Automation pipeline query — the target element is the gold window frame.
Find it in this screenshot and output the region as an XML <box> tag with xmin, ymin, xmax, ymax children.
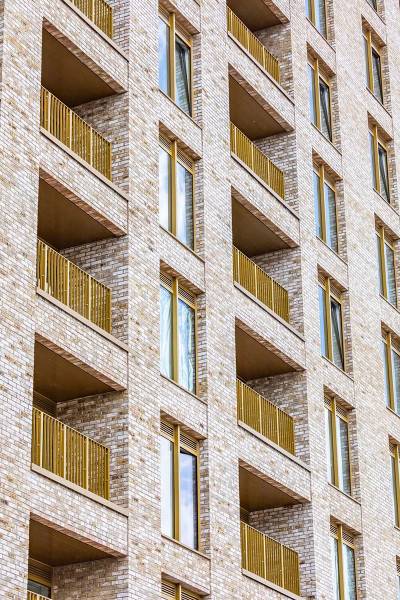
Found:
<box><xmin>325</xmin><ymin>397</ymin><xmax>352</xmax><ymax>495</ymax></box>
<box><xmin>330</xmin><ymin>524</ymin><xmax>358</xmax><ymax>600</ymax></box>
<box><xmin>376</xmin><ymin>225</ymin><xmax>397</xmax><ymax>303</ymax></box>
<box><xmin>314</xmin><ymin>163</ymin><xmax>338</xmax><ymax>251</ymax></box>
<box><xmin>309</xmin><ymin>57</ymin><xmax>333</xmax><ymax>140</ymax></box>
<box><xmin>319</xmin><ymin>276</ymin><xmax>346</xmax><ymax>370</ymax></box>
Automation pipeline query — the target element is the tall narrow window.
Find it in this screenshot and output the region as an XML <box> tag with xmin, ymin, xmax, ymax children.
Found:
<box><xmin>160</xmin><ymin>421</ymin><xmax>199</xmax><ymax>550</ymax></box>
<box><xmin>391</xmin><ymin>443</ymin><xmax>400</xmax><ymax>527</ymax></box>
<box><xmin>159</xmin><ymin>137</ymin><xmax>194</xmax><ymax>249</ymax></box>
<box><xmin>364</xmin><ymin>30</ymin><xmax>383</xmax><ymax>104</ymax></box>
<box><xmin>159</xmin><ymin>10</ymin><xmax>192</xmax><ymax>115</ymax></box>
<box><xmin>370</xmin><ymin>126</ymin><xmax>390</xmax><ymax>202</ymax></box>
<box><xmin>367</xmin><ymin>0</ymin><xmax>377</xmax><ymax>9</ymax></box>
<box><xmin>319</xmin><ymin>277</ymin><xmax>345</xmax><ymax>370</ymax></box>
<box><xmin>313</xmin><ymin>164</ymin><xmax>338</xmax><ymax>252</ymax></box>
<box><xmin>160</xmin><ymin>273</ymin><xmax>197</xmax><ymax>394</ymax></box>
<box><xmin>162</xmin><ymin>579</ymin><xmax>200</xmax><ymax>600</ymax></box>
<box><xmin>382</xmin><ymin>332</ymin><xmax>400</xmax><ymax>415</ymax></box>
<box><xmin>325</xmin><ymin>397</ymin><xmax>352</xmax><ymax>495</ymax></box>
<box><xmin>309</xmin><ymin>59</ymin><xmax>332</xmax><ymax>141</ymax></box>
<box><xmin>376</xmin><ymin>226</ymin><xmax>397</xmax><ymax>306</ymax></box>
<box><xmin>331</xmin><ymin>524</ymin><xmax>358</xmax><ymax>600</ymax></box>
<box><xmin>306</xmin><ymin>0</ymin><xmax>327</xmax><ymax>38</ymax></box>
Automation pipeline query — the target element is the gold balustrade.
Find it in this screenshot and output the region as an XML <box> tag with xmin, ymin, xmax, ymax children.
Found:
<box><xmin>36</xmin><ymin>239</ymin><xmax>112</xmax><ymax>333</ymax></box>
<box><xmin>237</xmin><ymin>379</ymin><xmax>295</xmax><ymax>454</ymax></box>
<box><xmin>233</xmin><ymin>246</ymin><xmax>289</xmax><ymax>322</ymax></box>
<box><xmin>27</xmin><ymin>593</ymin><xmax>51</xmax><ymax>600</ymax></box>
<box><xmin>230</xmin><ymin>123</ymin><xmax>285</xmax><ymax>199</ymax></box>
<box><xmin>40</xmin><ymin>87</ymin><xmax>112</xmax><ymax>180</ymax></box>
<box><xmin>71</xmin><ymin>0</ymin><xmax>113</xmax><ymax>38</ymax></box>
<box><xmin>227</xmin><ymin>7</ymin><xmax>280</xmax><ymax>83</ymax></box>
<box><xmin>241</xmin><ymin>521</ymin><xmax>300</xmax><ymax>595</ymax></box>
<box><xmin>32</xmin><ymin>407</ymin><xmax>110</xmax><ymax>500</ymax></box>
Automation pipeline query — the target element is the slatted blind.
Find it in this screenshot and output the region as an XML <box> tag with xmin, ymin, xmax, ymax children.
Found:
<box><xmin>28</xmin><ymin>558</ymin><xmax>52</xmax><ymax>586</ymax></box>
<box><xmin>161</xmin><ymin>420</ymin><xmax>174</xmax><ymax>439</ymax></box>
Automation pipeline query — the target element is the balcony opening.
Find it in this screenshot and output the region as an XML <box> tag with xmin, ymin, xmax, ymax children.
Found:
<box><xmin>239</xmin><ymin>464</ymin><xmax>312</xmax><ymax>596</ymax></box>
<box><xmin>41</xmin><ymin>26</ymin><xmax>128</xmax><ymax>185</ymax></box>
<box><xmin>229</xmin><ymin>75</ymin><xmax>297</xmax><ymax>208</ymax></box>
<box><xmin>37</xmin><ymin>175</ymin><xmax>128</xmax><ymax>339</ymax></box>
<box><xmin>232</xmin><ymin>195</ymin><xmax>302</xmax><ymax>329</ymax></box>
<box><xmin>32</xmin><ymin>340</ymin><xmax>128</xmax><ymax>504</ymax></box>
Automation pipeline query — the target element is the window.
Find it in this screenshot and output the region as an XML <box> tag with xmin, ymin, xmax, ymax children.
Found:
<box><xmin>162</xmin><ymin>579</ymin><xmax>200</xmax><ymax>600</ymax></box>
<box><xmin>367</xmin><ymin>0</ymin><xmax>377</xmax><ymax>10</ymax></box>
<box><xmin>364</xmin><ymin>30</ymin><xmax>383</xmax><ymax>103</ymax></box>
<box><xmin>160</xmin><ymin>421</ymin><xmax>200</xmax><ymax>550</ymax></box>
<box><xmin>391</xmin><ymin>443</ymin><xmax>400</xmax><ymax>527</ymax></box>
<box><xmin>325</xmin><ymin>397</ymin><xmax>352</xmax><ymax>495</ymax></box>
<box><xmin>309</xmin><ymin>59</ymin><xmax>332</xmax><ymax>141</ymax></box>
<box><xmin>159</xmin><ymin>10</ymin><xmax>192</xmax><ymax>115</ymax></box>
<box><xmin>370</xmin><ymin>126</ymin><xmax>390</xmax><ymax>202</ymax></box>
<box><xmin>28</xmin><ymin>559</ymin><xmax>52</xmax><ymax>598</ymax></box>
<box><xmin>160</xmin><ymin>273</ymin><xmax>197</xmax><ymax>393</ymax></box>
<box><xmin>313</xmin><ymin>164</ymin><xmax>338</xmax><ymax>252</ymax></box>
<box><xmin>306</xmin><ymin>0</ymin><xmax>327</xmax><ymax>38</ymax></box>
<box><xmin>159</xmin><ymin>137</ymin><xmax>194</xmax><ymax>249</ymax></box>
<box><xmin>382</xmin><ymin>332</ymin><xmax>400</xmax><ymax>415</ymax></box>
<box><xmin>319</xmin><ymin>277</ymin><xmax>345</xmax><ymax>370</ymax></box>
<box><xmin>376</xmin><ymin>227</ymin><xmax>397</xmax><ymax>305</ymax></box>
<box><xmin>331</xmin><ymin>524</ymin><xmax>358</xmax><ymax>600</ymax></box>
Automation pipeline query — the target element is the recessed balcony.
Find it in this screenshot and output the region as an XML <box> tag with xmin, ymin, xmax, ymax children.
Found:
<box><xmin>70</xmin><ymin>0</ymin><xmax>113</xmax><ymax>38</ymax></box>
<box><xmin>36</xmin><ymin>239</ymin><xmax>112</xmax><ymax>333</ymax></box>
<box><xmin>28</xmin><ymin>593</ymin><xmax>50</xmax><ymax>600</ymax></box>
<box><xmin>237</xmin><ymin>379</ymin><xmax>295</xmax><ymax>454</ymax></box>
<box><xmin>233</xmin><ymin>246</ymin><xmax>289</xmax><ymax>322</ymax></box>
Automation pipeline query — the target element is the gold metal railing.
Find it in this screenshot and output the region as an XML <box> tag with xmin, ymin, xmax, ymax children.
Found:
<box><xmin>241</xmin><ymin>522</ymin><xmax>300</xmax><ymax>595</ymax></box>
<box><xmin>32</xmin><ymin>407</ymin><xmax>110</xmax><ymax>500</ymax></box>
<box><xmin>227</xmin><ymin>8</ymin><xmax>280</xmax><ymax>83</ymax></box>
<box><xmin>40</xmin><ymin>87</ymin><xmax>112</xmax><ymax>180</ymax></box>
<box><xmin>71</xmin><ymin>0</ymin><xmax>113</xmax><ymax>38</ymax></box>
<box><xmin>27</xmin><ymin>592</ymin><xmax>51</xmax><ymax>600</ymax></box>
<box><xmin>230</xmin><ymin>123</ymin><xmax>285</xmax><ymax>199</ymax></box>
<box><xmin>233</xmin><ymin>246</ymin><xmax>290</xmax><ymax>322</ymax></box>
<box><xmin>37</xmin><ymin>240</ymin><xmax>112</xmax><ymax>333</ymax></box>
<box><xmin>237</xmin><ymin>380</ymin><xmax>295</xmax><ymax>454</ymax></box>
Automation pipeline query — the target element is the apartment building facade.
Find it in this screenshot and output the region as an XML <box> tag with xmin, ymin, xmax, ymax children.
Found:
<box><xmin>1</xmin><ymin>0</ymin><xmax>400</xmax><ymax>598</ymax></box>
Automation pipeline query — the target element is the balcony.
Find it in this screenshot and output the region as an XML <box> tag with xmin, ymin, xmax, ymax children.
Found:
<box><xmin>36</xmin><ymin>239</ymin><xmax>112</xmax><ymax>333</ymax></box>
<box><xmin>28</xmin><ymin>594</ymin><xmax>50</xmax><ymax>600</ymax></box>
<box><xmin>240</xmin><ymin>521</ymin><xmax>300</xmax><ymax>595</ymax></box>
<box><xmin>227</xmin><ymin>7</ymin><xmax>280</xmax><ymax>83</ymax></box>
<box><xmin>237</xmin><ymin>379</ymin><xmax>294</xmax><ymax>454</ymax></box>
<box><xmin>71</xmin><ymin>0</ymin><xmax>113</xmax><ymax>38</ymax></box>
<box><xmin>40</xmin><ymin>87</ymin><xmax>112</xmax><ymax>180</ymax></box>
<box><xmin>32</xmin><ymin>407</ymin><xmax>110</xmax><ymax>500</ymax></box>
<box><xmin>233</xmin><ymin>246</ymin><xmax>289</xmax><ymax>322</ymax></box>
<box><xmin>230</xmin><ymin>123</ymin><xmax>284</xmax><ymax>199</ymax></box>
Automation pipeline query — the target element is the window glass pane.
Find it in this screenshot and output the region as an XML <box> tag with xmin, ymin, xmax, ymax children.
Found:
<box><xmin>382</xmin><ymin>339</ymin><xmax>391</xmax><ymax>407</ymax></box>
<box><xmin>364</xmin><ymin>37</ymin><xmax>370</xmax><ymax>88</ymax></box>
<box><xmin>331</xmin><ymin>536</ymin><xmax>341</xmax><ymax>600</ymax></box>
<box><xmin>370</xmin><ymin>132</ymin><xmax>377</xmax><ymax>190</ymax></box>
<box><xmin>392</xmin><ymin>454</ymin><xmax>399</xmax><ymax>525</ymax></box>
<box><xmin>367</xmin><ymin>0</ymin><xmax>377</xmax><ymax>8</ymax></box>
<box><xmin>305</xmin><ymin>0</ymin><xmax>312</xmax><ymax>19</ymax></box>
<box><xmin>378</xmin><ymin>143</ymin><xmax>390</xmax><ymax>202</ymax></box>
<box><xmin>392</xmin><ymin>349</ymin><xmax>400</xmax><ymax>415</ymax></box>
<box><xmin>313</xmin><ymin>170</ymin><xmax>323</xmax><ymax>239</ymax></box>
<box><xmin>179</xmin><ymin>448</ymin><xmax>198</xmax><ymax>549</ymax></box>
<box><xmin>159</xmin><ymin>17</ymin><xmax>170</xmax><ymax>95</ymax></box>
<box><xmin>319</xmin><ymin>285</ymin><xmax>328</xmax><ymax>358</ymax></box>
<box><xmin>343</xmin><ymin>543</ymin><xmax>357</xmax><ymax>600</ymax></box>
<box><xmin>337</xmin><ymin>415</ymin><xmax>351</xmax><ymax>495</ymax></box>
<box><xmin>325</xmin><ymin>406</ymin><xmax>335</xmax><ymax>484</ymax></box>
<box><xmin>331</xmin><ymin>297</ymin><xmax>344</xmax><ymax>370</ymax></box>
<box><xmin>175</xmin><ymin>36</ymin><xmax>191</xmax><ymax>114</ymax></box>
<box><xmin>325</xmin><ymin>182</ymin><xmax>338</xmax><ymax>252</ymax></box>
<box><xmin>309</xmin><ymin>64</ymin><xmax>317</xmax><ymax>126</ymax></box>
<box><xmin>159</xmin><ymin>147</ymin><xmax>171</xmax><ymax>231</ymax></box>
<box><xmin>160</xmin><ymin>285</ymin><xmax>173</xmax><ymax>379</ymax></box>
<box><xmin>372</xmin><ymin>48</ymin><xmax>383</xmax><ymax>103</ymax></box>
<box><xmin>160</xmin><ymin>435</ymin><xmax>174</xmax><ymax>538</ymax></box>
<box><xmin>377</xmin><ymin>234</ymin><xmax>384</xmax><ymax>295</ymax></box>
<box><xmin>176</xmin><ymin>162</ymin><xmax>194</xmax><ymax>248</ymax></box>
<box><xmin>319</xmin><ymin>78</ymin><xmax>332</xmax><ymax>140</ymax></box>
<box><xmin>385</xmin><ymin>242</ymin><xmax>397</xmax><ymax>305</ymax></box>
<box><xmin>28</xmin><ymin>581</ymin><xmax>51</xmax><ymax>597</ymax></box>
<box><xmin>315</xmin><ymin>0</ymin><xmax>327</xmax><ymax>37</ymax></box>
<box><xmin>178</xmin><ymin>299</ymin><xmax>196</xmax><ymax>393</ymax></box>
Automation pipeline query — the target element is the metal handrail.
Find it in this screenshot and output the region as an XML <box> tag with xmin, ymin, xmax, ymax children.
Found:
<box><xmin>71</xmin><ymin>0</ymin><xmax>113</xmax><ymax>38</ymax></box>
<box><xmin>27</xmin><ymin>592</ymin><xmax>51</xmax><ymax>600</ymax></box>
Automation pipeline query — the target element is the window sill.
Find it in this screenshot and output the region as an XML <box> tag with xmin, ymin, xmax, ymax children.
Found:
<box><xmin>160</xmin><ymin>225</ymin><xmax>205</xmax><ymax>264</ymax></box>
<box><xmin>311</xmin><ymin>123</ymin><xmax>341</xmax><ymax>157</ymax></box>
<box><xmin>160</xmin><ymin>373</ymin><xmax>206</xmax><ymax>404</ymax></box>
<box><xmin>159</xmin><ymin>89</ymin><xmax>202</xmax><ymax>133</ymax></box>
<box><xmin>161</xmin><ymin>534</ymin><xmax>210</xmax><ymax>560</ymax></box>
<box><xmin>362</xmin><ymin>0</ymin><xmax>386</xmax><ymax>25</ymax></box>
<box><xmin>306</xmin><ymin>16</ymin><xmax>334</xmax><ymax>50</ymax></box>
<box><xmin>386</xmin><ymin>405</ymin><xmax>400</xmax><ymax>421</ymax></box>
<box><xmin>328</xmin><ymin>482</ymin><xmax>361</xmax><ymax>506</ymax></box>
<box><xmin>373</xmin><ymin>188</ymin><xmax>397</xmax><ymax>214</ymax></box>
<box><xmin>242</xmin><ymin>569</ymin><xmax>302</xmax><ymax>600</ymax></box>
<box><xmin>380</xmin><ymin>293</ymin><xmax>399</xmax><ymax>312</ymax></box>
<box><xmin>316</xmin><ymin>235</ymin><xmax>348</xmax><ymax>268</ymax></box>
<box><xmin>322</xmin><ymin>355</ymin><xmax>354</xmax><ymax>382</ymax></box>
<box><xmin>365</xmin><ymin>86</ymin><xmax>391</xmax><ymax>117</ymax></box>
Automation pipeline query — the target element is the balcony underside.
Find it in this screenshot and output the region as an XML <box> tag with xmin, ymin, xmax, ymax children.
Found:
<box><xmin>232</xmin><ymin>197</ymin><xmax>289</xmax><ymax>255</ymax></box>
<box><xmin>227</xmin><ymin>0</ymin><xmax>281</xmax><ymax>29</ymax></box>
<box><xmin>240</xmin><ymin>466</ymin><xmax>298</xmax><ymax>512</ymax></box>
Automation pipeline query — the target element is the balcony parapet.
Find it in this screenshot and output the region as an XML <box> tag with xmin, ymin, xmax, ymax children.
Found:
<box><xmin>28</xmin><ymin>593</ymin><xmax>51</xmax><ymax>600</ymax></box>
<box><xmin>71</xmin><ymin>0</ymin><xmax>113</xmax><ymax>38</ymax></box>
<box><xmin>32</xmin><ymin>407</ymin><xmax>110</xmax><ymax>500</ymax></box>
<box><xmin>241</xmin><ymin>521</ymin><xmax>300</xmax><ymax>595</ymax></box>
